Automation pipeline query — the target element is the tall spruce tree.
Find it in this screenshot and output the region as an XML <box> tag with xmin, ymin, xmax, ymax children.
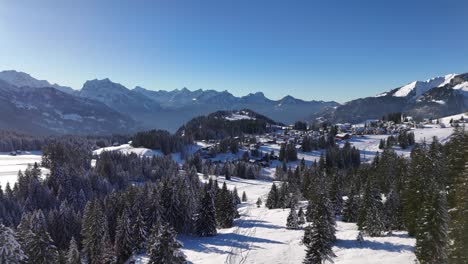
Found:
<box><xmin>195</xmin><ymin>187</ymin><xmax>217</xmax><ymax>237</ymax></box>
<box><xmin>266</xmin><ymin>183</ymin><xmax>279</xmax><ymax>209</ymax></box>
<box><xmin>65</xmin><ymin>237</ymin><xmax>81</xmax><ymax>264</ymax></box>
<box><xmin>303</xmin><ymin>221</ymin><xmax>336</xmax><ymax>264</ymax></box>
<box><xmin>114</xmin><ymin>208</ymin><xmax>134</xmax><ymax>263</ymax></box>
<box><xmin>147</xmin><ymin>224</ymin><xmax>186</xmax><ymax>264</ymax></box>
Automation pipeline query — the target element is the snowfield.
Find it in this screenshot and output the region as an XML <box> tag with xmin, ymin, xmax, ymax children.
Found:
<box><xmin>0</xmin><ymin>151</ymin><xmax>47</xmax><ymax>189</ymax></box>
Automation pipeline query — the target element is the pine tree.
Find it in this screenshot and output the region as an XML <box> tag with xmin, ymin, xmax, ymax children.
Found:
<box><xmin>415</xmin><ymin>186</ymin><xmax>449</xmax><ymax>264</ymax></box>
<box><xmin>266</xmin><ymin>183</ymin><xmax>279</xmax><ymax>209</ymax></box>
<box><xmin>132</xmin><ymin>208</ymin><xmax>148</xmax><ymax>253</ymax></box>
<box><xmin>147</xmin><ymin>224</ymin><xmax>186</xmax><ymax>264</ymax></box>
<box><xmin>114</xmin><ymin>208</ymin><xmax>134</xmax><ymax>263</ymax></box>
<box><xmin>447</xmin><ymin>128</ymin><xmax>468</xmax><ymax>263</ymax></box>
<box><xmin>21</xmin><ymin>210</ymin><xmax>58</xmax><ymax>264</ymax></box>
<box><xmin>81</xmin><ymin>199</ymin><xmax>112</xmax><ymax>264</ymax></box>
<box><xmin>195</xmin><ymin>188</ymin><xmax>217</xmax><ymax>237</ymax></box>
<box><xmin>65</xmin><ymin>237</ymin><xmax>80</xmax><ymax>264</ymax></box>
<box><xmin>256</xmin><ymin>197</ymin><xmax>262</xmax><ymax>208</ymax></box>
<box><xmin>232</xmin><ymin>187</ymin><xmax>241</xmax><ymax>205</ymax></box>
<box><xmin>215</xmin><ymin>183</ymin><xmax>235</xmax><ymax>228</ymax></box>
<box><xmin>286</xmin><ymin>207</ymin><xmax>299</xmax><ymax>229</ymax></box>
<box><xmin>342</xmin><ymin>193</ymin><xmax>359</xmax><ymax>223</ymax></box>
<box><xmin>360</xmin><ymin>176</ymin><xmax>385</xmax><ymax>237</ymax></box>
<box><xmin>303</xmin><ymin>221</ymin><xmax>336</xmax><ymax>264</ymax></box>
<box><xmin>0</xmin><ymin>224</ymin><xmax>27</xmax><ymax>264</ymax></box>
<box><xmin>241</xmin><ymin>191</ymin><xmax>247</xmax><ymax>202</ymax></box>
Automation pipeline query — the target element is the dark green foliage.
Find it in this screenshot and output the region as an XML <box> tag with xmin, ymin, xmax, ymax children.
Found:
<box><xmin>286</xmin><ymin>208</ymin><xmax>299</xmax><ymax>229</ymax></box>
<box><xmin>279</xmin><ymin>143</ymin><xmax>298</xmax><ymax>162</ymax></box>
<box><xmin>215</xmin><ymin>183</ymin><xmax>236</xmax><ymax>228</ymax></box>
<box><xmin>147</xmin><ymin>224</ymin><xmax>186</xmax><ymax>264</ymax></box>
<box><xmin>195</xmin><ymin>187</ymin><xmax>217</xmax><ymax>237</ymax></box>
<box><xmin>266</xmin><ymin>183</ymin><xmax>280</xmax><ymax>209</ymax></box>
<box><xmin>131</xmin><ymin>129</ymin><xmax>189</xmax><ymax>155</ymax></box>
<box><xmin>178</xmin><ymin>109</ymin><xmax>280</xmax><ymax>140</ymax></box>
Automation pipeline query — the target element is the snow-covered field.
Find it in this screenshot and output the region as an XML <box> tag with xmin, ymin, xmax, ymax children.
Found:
<box><xmin>92</xmin><ymin>144</ymin><xmax>201</xmax><ymax>164</ymax></box>
<box><xmin>131</xmin><ymin>171</ymin><xmax>416</xmax><ymax>264</ymax></box>
<box><xmin>0</xmin><ymin>151</ymin><xmax>46</xmax><ymax>189</ymax></box>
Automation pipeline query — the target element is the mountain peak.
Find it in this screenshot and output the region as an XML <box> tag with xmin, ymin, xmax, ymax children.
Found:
<box><xmin>0</xmin><ymin>70</ymin><xmax>75</xmax><ymax>94</ymax></box>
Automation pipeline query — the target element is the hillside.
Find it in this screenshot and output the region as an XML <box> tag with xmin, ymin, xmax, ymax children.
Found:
<box><xmin>177</xmin><ymin>109</ymin><xmax>282</xmax><ymax>140</ymax></box>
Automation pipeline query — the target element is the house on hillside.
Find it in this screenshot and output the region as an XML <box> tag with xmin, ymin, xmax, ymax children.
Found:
<box><xmin>335</xmin><ymin>133</ymin><xmax>352</xmax><ymax>141</ymax></box>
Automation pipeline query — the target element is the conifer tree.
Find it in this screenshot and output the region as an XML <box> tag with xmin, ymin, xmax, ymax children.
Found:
<box><xmin>215</xmin><ymin>183</ymin><xmax>235</xmax><ymax>228</ymax></box>
<box><xmin>342</xmin><ymin>192</ymin><xmax>359</xmax><ymax>223</ymax></box>
<box><xmin>415</xmin><ymin>184</ymin><xmax>449</xmax><ymax>264</ymax></box>
<box><xmin>114</xmin><ymin>209</ymin><xmax>134</xmax><ymax>263</ymax></box>
<box><xmin>195</xmin><ymin>188</ymin><xmax>217</xmax><ymax>237</ymax></box>
<box><xmin>447</xmin><ymin>128</ymin><xmax>468</xmax><ymax>263</ymax></box>
<box><xmin>256</xmin><ymin>197</ymin><xmax>262</xmax><ymax>208</ymax></box>
<box><xmin>232</xmin><ymin>187</ymin><xmax>241</xmax><ymax>205</ymax></box>
<box><xmin>0</xmin><ymin>224</ymin><xmax>27</xmax><ymax>264</ymax></box>
<box><xmin>242</xmin><ymin>191</ymin><xmax>247</xmax><ymax>202</ymax></box>
<box><xmin>65</xmin><ymin>237</ymin><xmax>80</xmax><ymax>264</ymax></box>
<box><xmin>132</xmin><ymin>208</ymin><xmax>148</xmax><ymax>253</ymax></box>
<box><xmin>81</xmin><ymin>199</ymin><xmax>112</xmax><ymax>264</ymax></box>
<box><xmin>147</xmin><ymin>224</ymin><xmax>186</xmax><ymax>264</ymax></box>
<box><xmin>24</xmin><ymin>210</ymin><xmax>59</xmax><ymax>264</ymax></box>
<box><xmin>266</xmin><ymin>183</ymin><xmax>279</xmax><ymax>209</ymax></box>
<box><xmin>359</xmin><ymin>176</ymin><xmax>385</xmax><ymax>237</ymax></box>
<box><xmin>286</xmin><ymin>207</ymin><xmax>299</xmax><ymax>229</ymax></box>
<box><xmin>303</xmin><ymin>221</ymin><xmax>336</xmax><ymax>264</ymax></box>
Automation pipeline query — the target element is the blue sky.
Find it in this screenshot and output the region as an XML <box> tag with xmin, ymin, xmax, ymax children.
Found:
<box><xmin>0</xmin><ymin>0</ymin><xmax>467</xmax><ymax>102</ymax></box>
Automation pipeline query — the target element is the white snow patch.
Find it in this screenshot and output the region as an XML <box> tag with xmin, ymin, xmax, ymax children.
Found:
<box><xmin>393</xmin><ymin>74</ymin><xmax>456</xmax><ymax>98</ymax></box>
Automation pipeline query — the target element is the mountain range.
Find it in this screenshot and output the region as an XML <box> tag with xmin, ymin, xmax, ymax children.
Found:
<box><xmin>311</xmin><ymin>73</ymin><xmax>468</xmax><ymax>123</ymax></box>
<box><xmin>0</xmin><ymin>70</ymin><xmax>466</xmax><ymax>135</ymax></box>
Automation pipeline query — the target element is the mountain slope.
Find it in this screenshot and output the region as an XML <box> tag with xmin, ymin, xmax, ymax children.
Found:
<box><xmin>313</xmin><ymin>72</ymin><xmax>468</xmax><ymax>123</ymax></box>
<box><xmin>0</xmin><ymin>70</ymin><xmax>75</xmax><ymax>94</ymax></box>
<box><xmin>0</xmin><ymin>80</ymin><xmax>137</xmax><ymax>135</ymax></box>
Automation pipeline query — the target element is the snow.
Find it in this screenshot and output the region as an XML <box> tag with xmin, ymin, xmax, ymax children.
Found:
<box><xmin>433</xmin><ymin>112</ymin><xmax>468</xmax><ymax>125</ymax></box>
<box><xmin>92</xmin><ymin>143</ymin><xmax>201</xmax><ymax>164</ymax></box>
<box><xmin>224</xmin><ymin>111</ymin><xmax>256</xmax><ymax>121</ymax></box>
<box><xmin>0</xmin><ymin>152</ymin><xmax>47</xmax><ymax>190</ymax></box>
<box><xmin>336</xmin><ymin>125</ymin><xmax>455</xmax><ymax>161</ymax></box>
<box><xmin>333</xmin><ymin>222</ymin><xmax>416</xmax><ymax>264</ymax></box>
<box><xmin>393</xmin><ymin>74</ymin><xmax>456</xmax><ymax>98</ymax></box>
<box><xmin>452</xmin><ymin>81</ymin><xmax>468</xmax><ymax>95</ymax></box>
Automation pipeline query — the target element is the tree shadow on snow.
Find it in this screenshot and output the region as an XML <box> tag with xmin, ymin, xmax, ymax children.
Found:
<box><xmin>335</xmin><ymin>239</ymin><xmax>414</xmax><ymax>253</ymax></box>
<box><xmin>180</xmin><ymin>232</ymin><xmax>284</xmax><ymax>255</ymax></box>
<box><xmin>237</xmin><ymin>219</ymin><xmax>285</xmax><ymax>230</ymax></box>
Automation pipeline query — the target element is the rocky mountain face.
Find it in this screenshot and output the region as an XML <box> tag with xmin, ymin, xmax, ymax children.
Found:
<box><xmin>0</xmin><ymin>80</ymin><xmax>137</xmax><ymax>135</ymax></box>
<box><xmin>312</xmin><ymin>73</ymin><xmax>468</xmax><ymax>123</ymax></box>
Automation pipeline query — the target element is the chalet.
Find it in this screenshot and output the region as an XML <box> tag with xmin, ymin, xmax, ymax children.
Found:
<box><xmin>335</xmin><ymin>133</ymin><xmax>352</xmax><ymax>140</ymax></box>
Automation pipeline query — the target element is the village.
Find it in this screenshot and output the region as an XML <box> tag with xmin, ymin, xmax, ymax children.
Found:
<box><xmin>194</xmin><ymin>113</ymin><xmax>467</xmax><ymax>167</ymax></box>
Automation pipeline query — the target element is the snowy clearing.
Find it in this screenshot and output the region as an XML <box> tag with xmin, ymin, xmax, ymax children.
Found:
<box><xmin>0</xmin><ymin>151</ymin><xmax>47</xmax><ymax>189</ymax></box>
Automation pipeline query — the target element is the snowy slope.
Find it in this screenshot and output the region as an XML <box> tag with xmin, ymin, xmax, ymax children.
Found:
<box><xmin>393</xmin><ymin>74</ymin><xmax>456</xmax><ymax>98</ymax></box>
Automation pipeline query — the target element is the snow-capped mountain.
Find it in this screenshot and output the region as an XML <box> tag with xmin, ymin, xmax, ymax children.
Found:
<box><xmin>313</xmin><ymin>72</ymin><xmax>468</xmax><ymax>123</ymax></box>
<box><xmin>0</xmin><ymin>70</ymin><xmax>75</xmax><ymax>94</ymax></box>
<box><xmin>0</xmin><ymin>79</ymin><xmax>136</xmax><ymax>135</ymax></box>
<box><xmin>388</xmin><ymin>73</ymin><xmax>457</xmax><ymax>98</ymax></box>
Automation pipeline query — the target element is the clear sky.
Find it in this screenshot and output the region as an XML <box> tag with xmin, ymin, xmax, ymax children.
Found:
<box><xmin>1</xmin><ymin>0</ymin><xmax>467</xmax><ymax>102</ymax></box>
